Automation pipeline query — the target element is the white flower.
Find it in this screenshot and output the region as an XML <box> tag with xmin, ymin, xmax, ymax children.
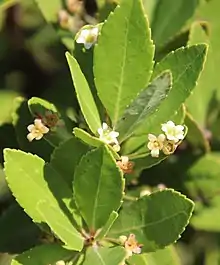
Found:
<box><xmin>147</xmin><ymin>133</ymin><xmax>166</xmax><ymax>157</ymax></box>
<box><xmin>98</xmin><ymin>122</ymin><xmax>120</xmax><ymax>147</ymax></box>
<box><xmin>27</xmin><ymin>119</ymin><xmax>49</xmax><ymax>142</ymax></box>
<box><xmin>76</xmin><ymin>27</ymin><xmax>99</xmax><ymax>49</ymax></box>
<box><xmin>161</xmin><ymin>121</ymin><xmax>184</xmax><ymax>143</ymax></box>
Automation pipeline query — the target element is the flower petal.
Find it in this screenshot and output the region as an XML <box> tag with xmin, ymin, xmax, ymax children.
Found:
<box><xmin>151</xmin><ymin>148</ymin><xmax>159</xmax><ymax>157</ymax></box>
<box><xmin>35</xmin><ymin>134</ymin><xmax>44</xmax><ymax>140</ymax></box>
<box><xmin>109</xmin><ymin>131</ymin><xmax>119</xmax><ymax>138</ymax></box>
<box><xmin>76</xmin><ymin>35</ymin><xmax>86</xmax><ymax>44</ymax></box>
<box><xmin>27</xmin><ymin>124</ymin><xmax>35</xmax><ymax>132</ymax></box>
<box><xmin>121</xmin><ymin>156</ymin><xmax>129</xmax><ymax>164</ymax></box>
<box><xmin>148</xmin><ymin>133</ymin><xmax>157</xmax><ymax>141</ymax></box>
<box><xmin>91</xmin><ymin>27</ymin><xmax>99</xmax><ymax>36</ymax></box>
<box><xmin>34</xmin><ymin>119</ymin><xmax>43</xmax><ymax>127</ymax></box>
<box><xmin>84</xmin><ymin>42</ymin><xmax>93</xmax><ymax>49</ymax></box>
<box><xmin>41</xmin><ymin>126</ymin><xmax>49</xmax><ymax>134</ymax></box>
<box><xmin>176</xmin><ymin>125</ymin><xmax>184</xmax><ymax>131</ymax></box>
<box><xmin>27</xmin><ymin>133</ymin><xmax>35</xmax><ymax>142</ymax></box>
<box><xmin>147</xmin><ymin>142</ymin><xmax>154</xmax><ymax>150</ymax></box>
<box><xmin>97</xmin><ymin>128</ymin><xmax>103</xmax><ymax>136</ymax></box>
<box><xmin>158</xmin><ymin>133</ymin><xmax>166</xmax><ymax>142</ymax></box>
<box><xmin>167</xmin><ymin>120</ymin><xmax>175</xmax><ymax>127</ymax></box>
<box><xmin>102</xmin><ymin>122</ymin><xmax>108</xmax><ymax>130</ymax></box>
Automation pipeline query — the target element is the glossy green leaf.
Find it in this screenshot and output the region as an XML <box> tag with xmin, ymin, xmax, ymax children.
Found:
<box><xmin>83</xmin><ymin>246</ymin><xmax>126</xmax><ymax>265</ymax></box>
<box><xmin>74</xmin><ymin>127</ymin><xmax>120</xmax><ymax>159</ymax></box>
<box><xmin>94</xmin><ymin>0</ymin><xmax>154</xmax><ymax>125</ymax></box>
<box><xmin>135</xmin><ymin>44</ymin><xmax>207</xmax><ymax>136</ymax></box>
<box><xmin>66</xmin><ymin>52</ymin><xmax>101</xmax><ymax>134</ymax></box>
<box><xmin>0</xmin><ymin>0</ymin><xmax>17</xmax><ymax>10</ymax></box>
<box><xmin>185</xmin><ymin>153</ymin><xmax>220</xmax><ymax>231</ymax></box>
<box><xmin>187</xmin><ymin>23</ymin><xmax>213</xmax><ymax>126</ymax></box>
<box><xmin>195</xmin><ymin>0</ymin><xmax>220</xmax><ymax>101</ymax></box>
<box><xmin>109</xmin><ymin>189</ymin><xmax>194</xmax><ymax>252</ymax></box>
<box><xmin>0</xmin><ymin>203</ymin><xmax>40</xmax><ymax>253</ymax></box>
<box><xmin>128</xmin><ymin>246</ymin><xmax>181</xmax><ymax>265</ymax></box>
<box><xmin>12</xmin><ymin>97</ymin><xmax>53</xmax><ymax>161</ymax></box>
<box><xmin>37</xmin><ymin>201</ymin><xmax>84</xmax><ymax>251</ymax></box>
<box><xmin>95</xmin><ymin>211</ymin><xmax>118</xmax><ymax>240</ymax></box>
<box><xmin>74</xmin><ymin>35</ymin><xmax>105</xmax><ymax>120</ymax></box>
<box><xmin>151</xmin><ymin>0</ymin><xmax>199</xmax><ymax>48</ymax></box>
<box><xmin>4</xmin><ymin>149</ymin><xmax>75</xmax><ymax>224</ymax></box>
<box><xmin>34</xmin><ymin>0</ymin><xmax>62</xmax><ymax>23</ymax></box>
<box><xmin>185</xmin><ymin>112</ymin><xmax>210</xmax><ymax>152</ymax></box>
<box><xmin>116</xmin><ymin>71</ymin><xmax>172</xmax><ymax>142</ymax></box>
<box><xmin>0</xmin><ymin>90</ymin><xmax>18</xmax><ymax>125</ymax></box>
<box><xmin>28</xmin><ymin>97</ymin><xmax>72</xmax><ymax>147</ymax></box>
<box><xmin>11</xmin><ymin>244</ymin><xmax>73</xmax><ymax>265</ymax></box>
<box><xmin>142</xmin><ymin>0</ymin><xmax>157</xmax><ymax>24</ymax></box>
<box><xmin>50</xmin><ymin>137</ymin><xmax>90</xmax><ymax>187</ymax></box>
<box><xmin>74</xmin><ymin>145</ymin><xmax>124</xmax><ymax>230</ymax></box>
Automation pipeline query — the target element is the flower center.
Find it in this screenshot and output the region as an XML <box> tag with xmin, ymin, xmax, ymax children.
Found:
<box><xmin>153</xmin><ymin>140</ymin><xmax>160</xmax><ymax>148</ymax></box>
<box><xmin>85</xmin><ymin>34</ymin><xmax>96</xmax><ymax>43</ymax></box>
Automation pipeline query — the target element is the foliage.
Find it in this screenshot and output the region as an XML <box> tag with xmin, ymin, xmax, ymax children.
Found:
<box><xmin>1</xmin><ymin>0</ymin><xmax>220</xmax><ymax>264</ymax></box>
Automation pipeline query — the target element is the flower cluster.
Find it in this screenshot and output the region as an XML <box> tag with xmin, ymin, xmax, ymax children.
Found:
<box><xmin>97</xmin><ymin>122</ymin><xmax>120</xmax><ymax>152</ymax></box>
<box><xmin>27</xmin><ymin>111</ymin><xmax>63</xmax><ymax>142</ymax></box>
<box><xmin>120</xmin><ymin>234</ymin><xmax>142</xmax><ymax>260</ymax></box>
<box><xmin>76</xmin><ymin>26</ymin><xmax>99</xmax><ymax>49</ymax></box>
<box><xmin>147</xmin><ymin>121</ymin><xmax>185</xmax><ymax>158</ymax></box>
<box><xmin>27</xmin><ymin>119</ymin><xmax>49</xmax><ymax>142</ymax></box>
<box><xmin>116</xmin><ymin>156</ymin><xmax>134</xmax><ymax>174</ymax></box>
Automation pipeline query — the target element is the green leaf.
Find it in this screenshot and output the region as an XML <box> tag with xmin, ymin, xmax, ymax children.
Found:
<box><xmin>0</xmin><ymin>203</ymin><xmax>40</xmax><ymax>253</ymax></box>
<box><xmin>184</xmin><ymin>153</ymin><xmax>220</xmax><ymax>231</ymax></box>
<box><xmin>74</xmin><ymin>35</ymin><xmax>105</xmax><ymax>120</ymax></box>
<box><xmin>66</xmin><ymin>52</ymin><xmax>101</xmax><ymax>134</ymax></box>
<box><xmin>135</xmin><ymin>44</ymin><xmax>207</xmax><ymax>136</ymax></box>
<box><xmin>11</xmin><ymin>244</ymin><xmax>73</xmax><ymax>265</ymax></box>
<box><xmin>142</xmin><ymin>0</ymin><xmax>157</xmax><ymax>24</ymax></box>
<box><xmin>186</xmin><ymin>23</ymin><xmax>212</xmax><ymax>126</ymax></box>
<box><xmin>194</xmin><ymin>0</ymin><xmax>220</xmax><ymax>101</ymax></box>
<box><xmin>34</xmin><ymin>0</ymin><xmax>62</xmax><ymax>23</ymax></box>
<box><xmin>151</xmin><ymin>0</ymin><xmax>199</xmax><ymax>48</ymax></box>
<box><xmin>74</xmin><ymin>145</ymin><xmax>124</xmax><ymax>230</ymax></box>
<box><xmin>185</xmin><ymin>153</ymin><xmax>220</xmax><ymax>200</ymax></box>
<box><xmin>28</xmin><ymin>97</ymin><xmax>72</xmax><ymax>147</ymax></box>
<box><xmin>74</xmin><ymin>127</ymin><xmax>120</xmax><ymax>159</ymax></box>
<box><xmin>95</xmin><ymin>211</ymin><xmax>118</xmax><ymax>240</ymax></box>
<box><xmin>4</xmin><ymin>149</ymin><xmax>76</xmax><ymax>224</ymax></box>
<box><xmin>116</xmin><ymin>70</ymin><xmax>172</xmax><ymax>142</ymax></box>
<box><xmin>37</xmin><ymin>201</ymin><xmax>84</xmax><ymax>251</ymax></box>
<box><xmin>83</xmin><ymin>246</ymin><xmax>126</xmax><ymax>265</ymax></box>
<box><xmin>185</xmin><ymin>112</ymin><xmax>210</xmax><ymax>152</ymax></box>
<box><xmin>0</xmin><ymin>90</ymin><xmax>18</xmax><ymax>125</ymax></box>
<box><xmin>128</xmin><ymin>246</ymin><xmax>181</xmax><ymax>265</ymax></box>
<box><xmin>94</xmin><ymin>0</ymin><xmax>154</xmax><ymax>125</ymax></box>
<box><xmin>12</xmin><ymin>97</ymin><xmax>53</xmax><ymax>161</ymax></box>
<box><xmin>109</xmin><ymin>189</ymin><xmax>194</xmax><ymax>252</ymax></box>
<box><xmin>0</xmin><ymin>0</ymin><xmax>17</xmax><ymax>10</ymax></box>
<box><xmin>50</xmin><ymin>137</ymin><xmax>90</xmax><ymax>188</ymax></box>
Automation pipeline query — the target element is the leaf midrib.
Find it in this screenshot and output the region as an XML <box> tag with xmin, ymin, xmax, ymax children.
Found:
<box><xmin>110</xmin><ymin>209</ymin><xmax>189</xmax><ymax>234</ymax></box>
<box><xmin>113</xmin><ymin>2</ymin><xmax>133</xmax><ymax>125</ymax></box>
<box><xmin>91</xmin><ymin>152</ymin><xmax>104</xmax><ymax>229</ymax></box>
